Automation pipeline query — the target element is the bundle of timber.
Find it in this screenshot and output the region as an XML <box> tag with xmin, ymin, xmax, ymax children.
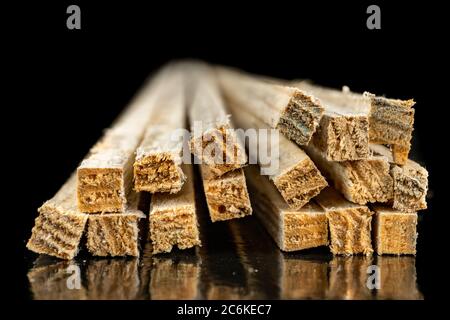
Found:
<box><xmin>27</xmin><ymin>61</ymin><xmax>428</xmax><ymax>260</ymax></box>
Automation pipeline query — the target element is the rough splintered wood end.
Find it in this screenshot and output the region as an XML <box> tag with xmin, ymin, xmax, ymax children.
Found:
<box><xmin>27</xmin><ymin>174</ymin><xmax>88</xmax><ymax>260</ymax></box>
<box><xmin>304</xmin><ymin>142</ymin><xmax>393</xmax><ymax>205</ymax></box>
<box><xmin>149</xmin><ymin>165</ymin><xmax>201</xmax><ymax>254</ymax></box>
<box><xmin>366</xmin><ymin>92</ymin><xmax>416</xmax><ymax>165</ymax></box>
<box><xmin>201</xmin><ymin>165</ymin><xmax>252</xmax><ymax>222</ymax></box>
<box><xmin>313</xmin><ymin>113</ymin><xmax>370</xmax><ymax>161</ymax></box>
<box><xmin>370</xmin><ymin>144</ymin><xmax>428</xmax><ymax>212</ymax></box>
<box><xmin>134</xmin><ymin>150</ymin><xmax>186</xmax><ymax>193</ymax></box>
<box><xmin>373</xmin><ymin>205</ymin><xmax>418</xmax><ymax>255</ymax></box>
<box><xmin>77</xmin><ymin>166</ymin><xmax>127</xmax><ymax>213</ymax></box>
<box><xmin>315</xmin><ymin>187</ymin><xmax>374</xmax><ymax>255</ymax></box>
<box><xmin>86</xmin><ymin>211</ymin><xmax>145</xmax><ymax>257</ymax></box>
<box><xmin>190</xmin><ymin>121</ymin><xmax>247</xmax><ymax>177</ymax></box>
<box><xmin>272</xmin><ymin>157</ymin><xmax>328</xmax><ymax>210</ymax></box>
<box><xmin>277</xmin><ymin>88</ymin><xmax>324</xmax><ymax>146</ymax></box>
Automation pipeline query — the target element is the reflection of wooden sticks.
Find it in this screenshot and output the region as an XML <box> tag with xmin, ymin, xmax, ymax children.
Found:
<box><xmin>315</xmin><ymin>187</ymin><xmax>373</xmax><ymax>255</ymax></box>
<box><xmin>304</xmin><ymin>142</ymin><xmax>393</xmax><ymax>205</ymax></box>
<box><xmin>86</xmin><ymin>259</ymin><xmax>140</xmax><ymax>300</ymax></box>
<box><xmin>77</xmin><ymin>70</ymin><xmax>163</xmax><ymax>213</ymax></box>
<box><xmin>217</xmin><ymin>67</ymin><xmax>324</xmax><ymax>146</ymax></box>
<box><xmin>376</xmin><ymin>257</ymin><xmax>423</xmax><ymax>299</ymax></box>
<box><xmin>86</xmin><ymin>192</ymin><xmax>145</xmax><ymax>257</ymax></box>
<box><xmin>246</xmin><ymin>165</ymin><xmax>328</xmax><ymax>252</ymax></box>
<box><xmin>134</xmin><ymin>67</ymin><xmax>187</xmax><ymax>193</ymax></box>
<box><xmin>373</xmin><ymin>205</ymin><xmax>418</xmax><ymax>255</ymax></box>
<box><xmin>187</xmin><ymin>63</ymin><xmax>247</xmax><ymax>177</ymax></box>
<box><xmin>327</xmin><ymin>256</ymin><xmax>374</xmax><ymax>299</ymax></box>
<box><xmin>293</xmin><ymin>81</ymin><xmax>370</xmax><ymax>161</ymax></box>
<box><xmin>27</xmin><ymin>173</ymin><xmax>88</xmax><ymax>260</ymax></box>
<box><xmin>371</xmin><ymin>144</ymin><xmax>428</xmax><ymax>212</ymax></box>
<box><xmin>149</xmin><ymin>164</ymin><xmax>201</xmax><ymax>254</ymax></box>
<box><xmin>228</xmin><ymin>103</ymin><xmax>327</xmax><ymax>209</ymax></box>
<box><xmin>200</xmin><ymin>165</ymin><xmax>252</xmax><ymax>222</ymax></box>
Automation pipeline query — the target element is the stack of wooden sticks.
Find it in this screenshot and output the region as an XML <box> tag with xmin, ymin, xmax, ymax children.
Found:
<box><xmin>27</xmin><ymin>61</ymin><xmax>428</xmax><ymax>259</ymax></box>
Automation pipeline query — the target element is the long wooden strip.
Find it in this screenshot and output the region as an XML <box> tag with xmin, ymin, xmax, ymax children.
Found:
<box><xmin>77</xmin><ymin>71</ymin><xmax>164</xmax><ymax>213</ymax></box>
<box><xmin>149</xmin><ymin>164</ymin><xmax>201</xmax><ymax>254</ymax></box>
<box><xmin>304</xmin><ymin>142</ymin><xmax>393</xmax><ymax>205</ymax></box>
<box><xmin>216</xmin><ymin>67</ymin><xmax>324</xmax><ymax>146</ymax></box>
<box><xmin>201</xmin><ymin>165</ymin><xmax>252</xmax><ymax>222</ymax></box>
<box><xmin>315</xmin><ymin>187</ymin><xmax>374</xmax><ymax>256</ymax></box>
<box><xmin>134</xmin><ymin>67</ymin><xmax>187</xmax><ymax>193</ymax></box>
<box><xmin>246</xmin><ymin>165</ymin><xmax>328</xmax><ymax>252</ymax></box>
<box><xmin>372</xmin><ymin>205</ymin><xmax>418</xmax><ymax>255</ymax></box>
<box><xmin>86</xmin><ymin>191</ymin><xmax>146</xmax><ymax>257</ymax></box>
<box><xmin>227</xmin><ymin>101</ymin><xmax>327</xmax><ymax>209</ymax></box>
<box><xmin>187</xmin><ymin>63</ymin><xmax>247</xmax><ymax>177</ymax></box>
<box><xmin>293</xmin><ymin>82</ymin><xmax>415</xmax><ymax>164</ymax></box>
<box><xmin>27</xmin><ymin>174</ymin><xmax>88</xmax><ymax>260</ymax></box>
<box><xmin>293</xmin><ymin>81</ymin><xmax>371</xmax><ymax>161</ymax></box>
<box><xmin>371</xmin><ymin>144</ymin><xmax>428</xmax><ymax>212</ymax></box>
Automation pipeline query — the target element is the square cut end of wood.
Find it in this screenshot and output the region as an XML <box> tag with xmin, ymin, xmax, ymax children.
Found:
<box><xmin>282</xmin><ymin>203</ymin><xmax>329</xmax><ymax>251</ymax></box>
<box><xmin>134</xmin><ymin>152</ymin><xmax>186</xmax><ymax>193</ymax></box>
<box><xmin>373</xmin><ymin>205</ymin><xmax>418</xmax><ymax>255</ymax></box>
<box><xmin>277</xmin><ymin>89</ymin><xmax>324</xmax><ymax>146</ymax></box>
<box><xmin>149</xmin><ymin>164</ymin><xmax>201</xmax><ymax>254</ymax></box>
<box><xmin>201</xmin><ymin>166</ymin><xmax>252</xmax><ymax>222</ymax></box>
<box><xmin>190</xmin><ymin>122</ymin><xmax>247</xmax><ymax>177</ymax></box>
<box><xmin>315</xmin><ymin>187</ymin><xmax>374</xmax><ymax>256</ymax></box>
<box><xmin>86</xmin><ymin>210</ymin><xmax>145</xmax><ymax>257</ymax></box>
<box><xmin>313</xmin><ymin>113</ymin><xmax>370</xmax><ymax>161</ymax></box>
<box><xmin>77</xmin><ymin>167</ymin><xmax>126</xmax><ymax>213</ymax></box>
<box><xmin>366</xmin><ymin>93</ymin><xmax>415</xmax><ymax>165</ymax></box>
<box><xmin>272</xmin><ymin>157</ymin><xmax>327</xmax><ymax>210</ymax></box>
<box><xmin>27</xmin><ymin>204</ymin><xmax>88</xmax><ymax>260</ymax></box>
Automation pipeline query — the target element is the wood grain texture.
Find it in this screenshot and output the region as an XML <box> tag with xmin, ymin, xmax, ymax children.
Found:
<box><xmin>371</xmin><ymin>144</ymin><xmax>428</xmax><ymax>212</ymax></box>
<box><xmin>86</xmin><ymin>192</ymin><xmax>145</xmax><ymax>257</ymax></box>
<box><xmin>149</xmin><ymin>164</ymin><xmax>201</xmax><ymax>254</ymax></box>
<box><xmin>227</xmin><ymin>102</ymin><xmax>327</xmax><ymax>209</ymax></box>
<box><xmin>217</xmin><ymin>67</ymin><xmax>324</xmax><ymax>146</ymax></box>
<box><xmin>200</xmin><ymin>165</ymin><xmax>252</xmax><ymax>222</ymax></box>
<box><xmin>246</xmin><ymin>165</ymin><xmax>328</xmax><ymax>252</ymax></box>
<box><xmin>373</xmin><ymin>205</ymin><xmax>418</xmax><ymax>255</ymax></box>
<box><xmin>293</xmin><ymin>81</ymin><xmax>371</xmax><ymax>161</ymax></box>
<box><xmin>186</xmin><ymin>63</ymin><xmax>247</xmax><ymax>177</ymax></box>
<box><xmin>27</xmin><ymin>173</ymin><xmax>88</xmax><ymax>260</ymax></box>
<box><xmin>304</xmin><ymin>142</ymin><xmax>393</xmax><ymax>205</ymax></box>
<box><xmin>77</xmin><ymin>69</ymin><xmax>165</xmax><ymax>213</ymax></box>
<box><xmin>315</xmin><ymin>187</ymin><xmax>374</xmax><ymax>256</ymax></box>
<box><xmin>134</xmin><ymin>67</ymin><xmax>187</xmax><ymax>193</ymax></box>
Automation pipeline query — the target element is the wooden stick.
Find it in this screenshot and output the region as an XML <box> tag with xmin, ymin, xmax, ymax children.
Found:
<box><xmin>77</xmin><ymin>70</ymin><xmax>164</xmax><ymax>213</ymax></box>
<box><xmin>227</xmin><ymin>102</ymin><xmax>327</xmax><ymax>209</ymax></box>
<box><xmin>134</xmin><ymin>68</ymin><xmax>187</xmax><ymax>193</ymax></box>
<box><xmin>293</xmin><ymin>82</ymin><xmax>415</xmax><ymax>164</ymax></box>
<box><xmin>246</xmin><ymin>165</ymin><xmax>328</xmax><ymax>251</ymax></box>
<box><xmin>201</xmin><ymin>165</ymin><xmax>252</xmax><ymax>222</ymax></box>
<box><xmin>186</xmin><ymin>63</ymin><xmax>247</xmax><ymax>177</ymax></box>
<box><xmin>149</xmin><ymin>164</ymin><xmax>201</xmax><ymax>254</ymax></box>
<box><xmin>372</xmin><ymin>205</ymin><xmax>418</xmax><ymax>255</ymax></box>
<box><xmin>371</xmin><ymin>144</ymin><xmax>428</xmax><ymax>212</ymax></box>
<box><xmin>315</xmin><ymin>187</ymin><xmax>374</xmax><ymax>255</ymax></box>
<box><xmin>27</xmin><ymin>173</ymin><xmax>88</xmax><ymax>260</ymax></box>
<box><xmin>86</xmin><ymin>191</ymin><xmax>145</xmax><ymax>257</ymax></box>
<box><xmin>304</xmin><ymin>142</ymin><xmax>393</xmax><ymax>204</ymax></box>
<box><xmin>293</xmin><ymin>81</ymin><xmax>371</xmax><ymax>161</ymax></box>
<box><xmin>216</xmin><ymin>67</ymin><xmax>324</xmax><ymax>146</ymax></box>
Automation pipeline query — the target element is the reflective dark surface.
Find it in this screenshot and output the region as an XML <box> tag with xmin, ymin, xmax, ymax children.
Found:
<box><xmin>25</xmin><ymin>215</ymin><xmax>423</xmax><ymax>300</ymax></box>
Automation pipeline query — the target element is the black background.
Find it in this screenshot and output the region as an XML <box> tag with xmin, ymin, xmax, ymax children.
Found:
<box><xmin>9</xmin><ymin>0</ymin><xmax>448</xmax><ymax>312</ymax></box>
